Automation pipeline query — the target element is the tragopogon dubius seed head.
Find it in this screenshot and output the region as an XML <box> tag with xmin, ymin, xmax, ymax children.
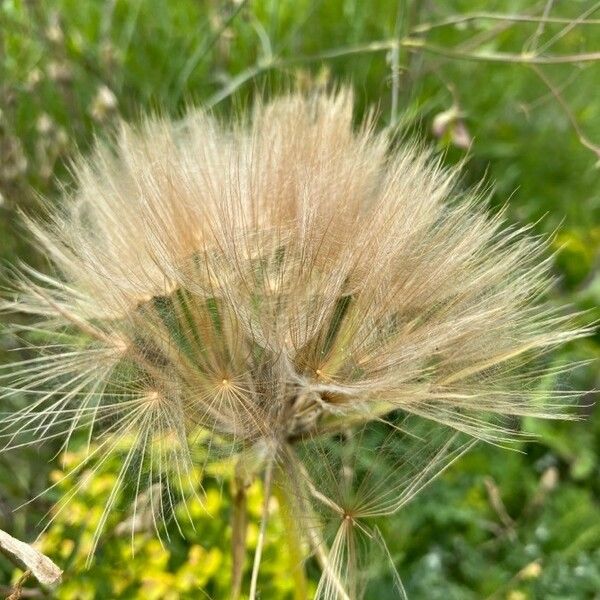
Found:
<box><xmin>0</xmin><ymin>91</ymin><xmax>589</xmax><ymax>593</ymax></box>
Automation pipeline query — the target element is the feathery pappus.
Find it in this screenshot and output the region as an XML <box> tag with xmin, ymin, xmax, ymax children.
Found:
<box><xmin>0</xmin><ymin>90</ymin><xmax>588</xmax><ymax>598</ymax></box>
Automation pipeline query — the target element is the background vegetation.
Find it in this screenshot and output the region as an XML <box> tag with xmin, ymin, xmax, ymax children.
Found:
<box><xmin>1</xmin><ymin>0</ymin><xmax>599</xmax><ymax>598</ymax></box>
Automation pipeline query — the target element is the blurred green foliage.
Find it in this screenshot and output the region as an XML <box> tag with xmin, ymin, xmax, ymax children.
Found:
<box><xmin>0</xmin><ymin>0</ymin><xmax>599</xmax><ymax>598</ymax></box>
<box><xmin>34</xmin><ymin>447</ymin><xmax>309</xmax><ymax>600</ymax></box>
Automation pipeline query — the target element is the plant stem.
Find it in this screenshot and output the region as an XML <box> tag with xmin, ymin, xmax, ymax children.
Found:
<box><xmin>7</xmin><ymin>570</ymin><xmax>31</xmax><ymax>600</ymax></box>
<box><xmin>231</xmin><ymin>464</ymin><xmax>248</xmax><ymax>600</ymax></box>
<box><xmin>248</xmin><ymin>459</ymin><xmax>274</xmax><ymax>600</ymax></box>
<box><xmin>285</xmin><ymin>448</ymin><xmax>351</xmax><ymax>600</ymax></box>
<box><xmin>273</xmin><ymin>474</ymin><xmax>309</xmax><ymax>600</ymax></box>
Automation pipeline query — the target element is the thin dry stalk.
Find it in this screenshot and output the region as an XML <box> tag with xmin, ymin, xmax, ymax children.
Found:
<box><xmin>248</xmin><ymin>458</ymin><xmax>274</xmax><ymax>600</ymax></box>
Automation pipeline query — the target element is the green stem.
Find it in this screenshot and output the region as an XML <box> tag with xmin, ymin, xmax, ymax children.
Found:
<box><xmin>231</xmin><ymin>464</ymin><xmax>248</xmax><ymax>600</ymax></box>
<box><xmin>285</xmin><ymin>447</ymin><xmax>351</xmax><ymax>600</ymax></box>
<box><xmin>273</xmin><ymin>471</ymin><xmax>309</xmax><ymax>600</ymax></box>
<box><xmin>249</xmin><ymin>459</ymin><xmax>274</xmax><ymax>600</ymax></box>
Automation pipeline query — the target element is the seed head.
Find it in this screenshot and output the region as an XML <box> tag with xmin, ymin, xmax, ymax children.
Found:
<box><xmin>0</xmin><ymin>91</ymin><xmax>588</xmax><ymax>589</ymax></box>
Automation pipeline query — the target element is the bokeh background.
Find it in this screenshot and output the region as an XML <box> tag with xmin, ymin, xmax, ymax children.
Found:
<box><xmin>1</xmin><ymin>1</ymin><xmax>599</xmax><ymax>598</ymax></box>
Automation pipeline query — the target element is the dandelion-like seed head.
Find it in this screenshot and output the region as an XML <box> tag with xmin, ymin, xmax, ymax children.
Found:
<box><xmin>0</xmin><ymin>90</ymin><xmax>588</xmax><ymax>596</ymax></box>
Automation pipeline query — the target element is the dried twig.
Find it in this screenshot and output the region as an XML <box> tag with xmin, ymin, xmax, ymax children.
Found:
<box><xmin>523</xmin><ymin>0</ymin><xmax>555</xmax><ymax>54</ymax></box>
<box><xmin>483</xmin><ymin>477</ymin><xmax>515</xmax><ymax>534</ymax></box>
<box><xmin>402</xmin><ymin>37</ymin><xmax>600</xmax><ymax>64</ymax></box>
<box><xmin>207</xmin><ymin>34</ymin><xmax>600</xmax><ymax>109</ymax></box>
<box><xmin>6</xmin><ymin>570</ymin><xmax>32</xmax><ymax>600</ymax></box>
<box><xmin>413</xmin><ymin>11</ymin><xmax>600</xmax><ymax>33</ymax></box>
<box><xmin>0</xmin><ymin>581</ymin><xmax>44</xmax><ymax>599</ymax></box>
<box><xmin>535</xmin><ymin>2</ymin><xmax>600</xmax><ymax>55</ymax></box>
<box><xmin>530</xmin><ymin>64</ymin><xmax>600</xmax><ymax>160</ymax></box>
<box><xmin>0</xmin><ymin>528</ymin><xmax>62</xmax><ymax>591</ymax></box>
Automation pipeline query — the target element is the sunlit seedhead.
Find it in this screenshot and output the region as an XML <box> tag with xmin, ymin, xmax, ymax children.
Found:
<box><xmin>0</xmin><ymin>90</ymin><xmax>589</xmax><ymax>593</ymax></box>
